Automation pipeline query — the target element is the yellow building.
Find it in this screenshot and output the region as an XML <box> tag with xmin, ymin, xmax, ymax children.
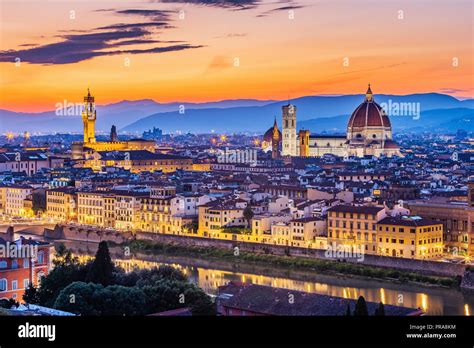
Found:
<box><xmin>84</xmin><ymin>150</ymin><xmax>193</xmax><ymax>173</ymax></box>
<box><xmin>377</xmin><ymin>216</ymin><xmax>444</xmax><ymax>260</ymax></box>
<box><xmin>77</xmin><ymin>191</ymin><xmax>107</xmax><ymax>226</ymax></box>
<box><xmin>198</xmin><ymin>203</ymin><xmax>246</xmax><ymax>238</ymax></box>
<box><xmin>138</xmin><ymin>197</ymin><xmax>193</xmax><ymax>234</ymax></box>
<box><xmin>46</xmin><ymin>188</ymin><xmax>77</xmax><ymax>222</ymax></box>
<box><xmin>327</xmin><ymin>205</ymin><xmax>387</xmax><ymax>255</ymax></box>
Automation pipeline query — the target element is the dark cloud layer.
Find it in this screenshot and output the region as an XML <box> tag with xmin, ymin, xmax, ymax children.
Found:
<box><xmin>0</xmin><ymin>28</ymin><xmax>200</xmax><ymax>64</ymax></box>
<box><xmin>0</xmin><ymin>1</ymin><xmax>297</xmax><ymax>65</ymax></box>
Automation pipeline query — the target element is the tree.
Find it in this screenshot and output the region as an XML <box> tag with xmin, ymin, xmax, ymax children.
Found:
<box><xmin>345</xmin><ymin>303</ymin><xmax>351</xmax><ymax>316</ymax></box>
<box><xmin>374</xmin><ymin>302</ymin><xmax>385</xmax><ymax>316</ymax></box>
<box><xmin>36</xmin><ymin>261</ymin><xmax>90</xmax><ymax>308</ymax></box>
<box><xmin>53</xmin><ymin>243</ymin><xmax>78</xmax><ymax>267</ymax></box>
<box><xmin>23</xmin><ymin>284</ymin><xmax>40</xmax><ymax>304</ymax></box>
<box><xmin>86</xmin><ymin>241</ymin><xmax>114</xmax><ymax>286</ymax></box>
<box><xmin>243</xmin><ymin>204</ymin><xmax>254</xmax><ymax>227</ymax></box>
<box><xmin>353</xmin><ymin>296</ymin><xmax>368</xmax><ymax>316</ymax></box>
<box><xmin>53</xmin><ymin>282</ymin><xmax>103</xmax><ymax>315</ymax></box>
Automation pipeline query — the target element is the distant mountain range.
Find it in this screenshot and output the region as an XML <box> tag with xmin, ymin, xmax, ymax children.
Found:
<box><xmin>0</xmin><ymin>93</ymin><xmax>472</xmax><ymax>134</ymax></box>
<box><xmin>0</xmin><ymin>99</ymin><xmax>275</xmax><ymax>134</ymax></box>
<box><xmin>299</xmin><ymin>108</ymin><xmax>474</xmax><ymax>133</ymax></box>
<box><xmin>121</xmin><ymin>93</ymin><xmax>473</xmax><ymax>134</ymax></box>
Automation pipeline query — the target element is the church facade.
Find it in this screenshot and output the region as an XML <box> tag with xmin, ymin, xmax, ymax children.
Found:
<box><xmin>263</xmin><ymin>86</ymin><xmax>402</xmax><ymax>158</ymax></box>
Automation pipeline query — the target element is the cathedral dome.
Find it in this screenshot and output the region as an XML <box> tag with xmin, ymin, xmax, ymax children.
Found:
<box><xmin>263</xmin><ymin>118</ymin><xmax>281</xmax><ymax>143</ymax></box>
<box><xmin>348</xmin><ymin>85</ymin><xmax>391</xmax><ymax>128</ymax></box>
<box><xmin>263</xmin><ymin>127</ymin><xmax>281</xmax><ymax>143</ymax></box>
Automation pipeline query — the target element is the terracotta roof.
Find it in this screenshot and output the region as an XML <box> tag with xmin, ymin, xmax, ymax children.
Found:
<box><xmin>217</xmin><ymin>282</ymin><xmax>420</xmax><ymax>316</ymax></box>
<box><xmin>348</xmin><ymin>90</ymin><xmax>391</xmax><ymax>128</ymax></box>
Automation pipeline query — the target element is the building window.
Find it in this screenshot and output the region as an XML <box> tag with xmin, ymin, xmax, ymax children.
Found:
<box><xmin>0</xmin><ymin>278</ymin><xmax>7</xmax><ymax>291</ymax></box>
<box><xmin>37</xmin><ymin>251</ymin><xmax>44</xmax><ymax>264</ymax></box>
<box><xmin>0</xmin><ymin>261</ymin><xmax>7</xmax><ymax>269</ymax></box>
<box><xmin>12</xmin><ymin>280</ymin><xmax>18</xmax><ymax>290</ymax></box>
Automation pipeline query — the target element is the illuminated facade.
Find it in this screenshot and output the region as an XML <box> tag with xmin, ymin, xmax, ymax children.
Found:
<box><xmin>46</xmin><ymin>188</ymin><xmax>77</xmax><ymax>222</ymax></box>
<box><xmin>377</xmin><ymin>216</ymin><xmax>444</xmax><ymax>260</ymax></box>
<box><xmin>327</xmin><ymin>205</ymin><xmax>387</xmax><ymax>255</ymax></box>
<box><xmin>72</xmin><ymin>89</ymin><xmax>156</xmax><ymax>160</ymax></box>
<box><xmin>278</xmin><ymin>85</ymin><xmax>402</xmax><ymax>158</ymax></box>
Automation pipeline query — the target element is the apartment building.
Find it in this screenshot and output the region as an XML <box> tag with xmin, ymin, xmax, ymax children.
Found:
<box><xmin>0</xmin><ymin>236</ymin><xmax>52</xmax><ymax>301</ymax></box>
<box><xmin>46</xmin><ymin>187</ymin><xmax>77</xmax><ymax>222</ymax></box>
<box><xmin>377</xmin><ymin>216</ymin><xmax>444</xmax><ymax>260</ymax></box>
<box><xmin>198</xmin><ymin>201</ymin><xmax>246</xmax><ymax>237</ymax></box>
<box><xmin>327</xmin><ymin>205</ymin><xmax>387</xmax><ymax>254</ymax></box>
<box><xmin>77</xmin><ymin>191</ymin><xmax>107</xmax><ymax>226</ymax></box>
<box><xmin>2</xmin><ymin>185</ymin><xmax>33</xmax><ymax>217</ymax></box>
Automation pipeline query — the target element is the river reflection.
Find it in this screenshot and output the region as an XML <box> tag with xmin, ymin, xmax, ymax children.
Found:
<box><xmin>68</xmin><ymin>243</ymin><xmax>472</xmax><ymax>316</ymax></box>
<box><xmin>110</xmin><ymin>257</ymin><xmax>472</xmax><ymax>316</ymax></box>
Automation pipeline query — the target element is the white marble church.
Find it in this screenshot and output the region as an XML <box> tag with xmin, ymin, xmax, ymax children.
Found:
<box><xmin>263</xmin><ymin>85</ymin><xmax>402</xmax><ymax>158</ymax></box>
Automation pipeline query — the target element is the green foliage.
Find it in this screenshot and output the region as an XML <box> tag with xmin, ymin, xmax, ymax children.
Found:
<box><xmin>53</xmin><ymin>243</ymin><xmax>79</xmax><ymax>267</ymax></box>
<box><xmin>85</xmin><ymin>241</ymin><xmax>114</xmax><ymax>286</ymax></box>
<box><xmin>345</xmin><ymin>303</ymin><xmax>351</xmax><ymax>316</ymax></box>
<box><xmin>36</xmin><ymin>261</ymin><xmax>90</xmax><ymax>308</ymax></box>
<box><xmin>54</xmin><ymin>282</ymin><xmax>147</xmax><ymax>316</ymax></box>
<box><xmin>243</xmin><ymin>204</ymin><xmax>254</xmax><ymax>226</ymax></box>
<box><xmin>53</xmin><ymin>282</ymin><xmax>103</xmax><ymax>315</ymax></box>
<box><xmin>353</xmin><ymin>296</ymin><xmax>369</xmax><ymax>316</ymax></box>
<box><xmin>141</xmin><ymin>280</ymin><xmax>214</xmax><ymax>316</ymax></box>
<box><xmin>0</xmin><ymin>298</ymin><xmax>18</xmax><ymax>309</ymax></box>
<box><xmin>374</xmin><ymin>302</ymin><xmax>385</xmax><ymax>316</ymax></box>
<box><xmin>34</xmin><ymin>243</ymin><xmax>214</xmax><ymax>316</ymax></box>
<box><xmin>22</xmin><ymin>284</ymin><xmax>40</xmax><ymax>304</ymax></box>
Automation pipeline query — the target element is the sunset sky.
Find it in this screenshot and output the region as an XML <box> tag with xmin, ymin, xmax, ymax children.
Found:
<box><xmin>0</xmin><ymin>0</ymin><xmax>472</xmax><ymax>112</ymax></box>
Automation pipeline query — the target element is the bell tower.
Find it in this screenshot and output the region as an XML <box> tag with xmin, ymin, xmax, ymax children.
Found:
<box><xmin>271</xmin><ymin>117</ymin><xmax>280</xmax><ymax>159</ymax></box>
<box><xmin>82</xmin><ymin>88</ymin><xmax>96</xmax><ymax>144</ymax></box>
<box><xmin>282</xmin><ymin>104</ymin><xmax>297</xmax><ymax>156</ymax></box>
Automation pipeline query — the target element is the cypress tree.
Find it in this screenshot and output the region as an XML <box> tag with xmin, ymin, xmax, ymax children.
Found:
<box><xmin>345</xmin><ymin>303</ymin><xmax>351</xmax><ymax>316</ymax></box>
<box><xmin>374</xmin><ymin>302</ymin><xmax>385</xmax><ymax>316</ymax></box>
<box><xmin>353</xmin><ymin>296</ymin><xmax>369</xmax><ymax>316</ymax></box>
<box><xmin>86</xmin><ymin>241</ymin><xmax>114</xmax><ymax>286</ymax></box>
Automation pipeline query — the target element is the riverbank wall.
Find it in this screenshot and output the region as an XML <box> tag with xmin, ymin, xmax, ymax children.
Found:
<box><xmin>37</xmin><ymin>224</ymin><xmax>467</xmax><ymax>278</ymax></box>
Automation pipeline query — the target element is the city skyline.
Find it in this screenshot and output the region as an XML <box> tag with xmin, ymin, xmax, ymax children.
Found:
<box><xmin>0</xmin><ymin>0</ymin><xmax>473</xmax><ymax>112</ymax></box>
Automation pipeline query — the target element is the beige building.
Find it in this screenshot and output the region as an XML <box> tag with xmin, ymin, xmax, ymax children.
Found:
<box><xmin>2</xmin><ymin>185</ymin><xmax>33</xmax><ymax>217</ymax></box>
<box><xmin>327</xmin><ymin>205</ymin><xmax>387</xmax><ymax>255</ymax></box>
<box><xmin>377</xmin><ymin>216</ymin><xmax>444</xmax><ymax>260</ymax></box>
<box><xmin>46</xmin><ymin>188</ymin><xmax>77</xmax><ymax>222</ymax></box>
<box><xmin>114</xmin><ymin>193</ymin><xmax>147</xmax><ymax>231</ymax></box>
<box><xmin>252</xmin><ymin>214</ymin><xmax>292</xmax><ymax>235</ymax></box>
<box><xmin>84</xmin><ymin>150</ymin><xmax>193</xmax><ymax>173</ymax></box>
<box><xmin>198</xmin><ymin>203</ymin><xmax>246</xmax><ymax>237</ymax></box>
<box><xmin>77</xmin><ymin>191</ymin><xmax>107</xmax><ymax>226</ymax></box>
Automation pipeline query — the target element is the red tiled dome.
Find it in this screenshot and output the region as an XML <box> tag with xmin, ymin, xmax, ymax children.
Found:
<box><xmin>348</xmin><ymin>86</ymin><xmax>391</xmax><ymax>128</ymax></box>
<box><xmin>348</xmin><ymin>100</ymin><xmax>391</xmax><ymax>128</ymax></box>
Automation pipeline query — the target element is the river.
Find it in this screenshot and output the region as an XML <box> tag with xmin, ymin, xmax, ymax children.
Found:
<box><xmin>56</xmin><ymin>239</ymin><xmax>474</xmax><ymax>316</ymax></box>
